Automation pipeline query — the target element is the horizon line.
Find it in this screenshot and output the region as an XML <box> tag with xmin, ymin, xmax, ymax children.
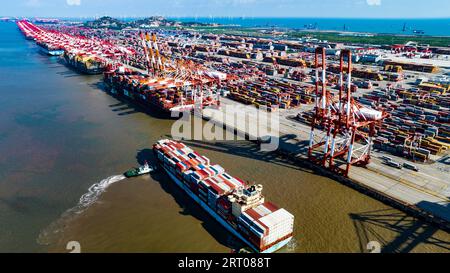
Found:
<box><xmin>2</xmin><ymin>15</ymin><xmax>450</xmax><ymax>20</ymax></box>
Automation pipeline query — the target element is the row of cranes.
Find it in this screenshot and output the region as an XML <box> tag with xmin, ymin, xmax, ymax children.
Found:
<box><xmin>17</xmin><ymin>20</ymin><xmax>132</xmax><ymax>61</ymax></box>
<box><xmin>139</xmin><ymin>31</ymin><xmax>227</xmax><ymax>83</ymax></box>
<box><xmin>136</xmin><ymin>31</ymin><xmax>228</xmax><ymax>109</ymax></box>
<box><xmin>18</xmin><ymin>20</ymin><xmax>227</xmax><ymax>112</ymax></box>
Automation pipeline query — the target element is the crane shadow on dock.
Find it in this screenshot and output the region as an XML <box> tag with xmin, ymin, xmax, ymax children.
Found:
<box><xmin>437</xmin><ymin>155</ymin><xmax>450</xmax><ymax>165</ymax></box>
<box><xmin>144</xmin><ymin>151</ymin><xmax>245</xmax><ymax>251</ymax></box>
<box><xmin>350</xmin><ymin>208</ymin><xmax>450</xmax><ymax>253</ymax></box>
<box><xmin>278</xmin><ymin>134</ymin><xmax>311</xmax><ymax>155</ymax></box>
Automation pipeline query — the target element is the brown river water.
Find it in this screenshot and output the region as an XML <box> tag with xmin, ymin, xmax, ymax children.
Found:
<box><xmin>1</xmin><ymin>22</ymin><xmax>449</xmax><ymax>253</ymax></box>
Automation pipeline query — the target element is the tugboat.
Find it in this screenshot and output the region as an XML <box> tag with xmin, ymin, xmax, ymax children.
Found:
<box><xmin>124</xmin><ymin>161</ymin><xmax>154</xmax><ymax>178</ymax></box>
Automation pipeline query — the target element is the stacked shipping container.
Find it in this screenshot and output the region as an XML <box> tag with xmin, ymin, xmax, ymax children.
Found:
<box><xmin>103</xmin><ymin>70</ymin><xmax>220</xmax><ymax>114</ymax></box>
<box><xmin>355</xmin><ymin>85</ymin><xmax>449</xmax><ymax>162</ymax></box>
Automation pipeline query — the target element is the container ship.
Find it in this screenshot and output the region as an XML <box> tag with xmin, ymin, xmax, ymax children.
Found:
<box><xmin>36</xmin><ymin>41</ymin><xmax>64</xmax><ymax>56</ymax></box>
<box><xmin>153</xmin><ymin>139</ymin><xmax>294</xmax><ymax>253</ymax></box>
<box><xmin>103</xmin><ymin>69</ymin><xmax>221</xmax><ymax>115</ymax></box>
<box><xmin>16</xmin><ymin>20</ymin><xmax>130</xmax><ymax>74</ymax></box>
<box><xmin>64</xmin><ymin>51</ymin><xmax>106</xmax><ymax>75</ymax></box>
<box><xmin>17</xmin><ymin>20</ymin><xmax>39</xmax><ymax>40</ymax></box>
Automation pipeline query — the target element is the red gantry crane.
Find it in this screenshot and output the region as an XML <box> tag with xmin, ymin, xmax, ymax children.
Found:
<box><xmin>308</xmin><ymin>47</ymin><xmax>387</xmax><ymax>177</ymax></box>
<box><xmin>136</xmin><ymin>32</ymin><xmax>227</xmax><ymax>111</ymax></box>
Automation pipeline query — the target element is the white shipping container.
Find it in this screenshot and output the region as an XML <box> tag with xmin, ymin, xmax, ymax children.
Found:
<box><xmin>252</xmin><ymin>204</ymin><xmax>273</xmax><ymax>217</ymax></box>
<box><xmin>262</xmin><ymin>226</ymin><xmax>293</xmax><ymax>246</ymax></box>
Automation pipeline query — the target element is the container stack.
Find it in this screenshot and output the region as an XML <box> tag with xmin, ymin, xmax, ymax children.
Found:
<box><xmin>354</xmin><ymin>83</ymin><xmax>449</xmax><ymax>162</ymax></box>
<box><xmin>104</xmin><ymin>70</ymin><xmax>220</xmax><ymax>114</ymax></box>
<box><xmin>226</xmin><ymin>78</ymin><xmax>313</xmax><ymax>110</ymax></box>
<box><xmin>238</xmin><ymin>202</ymin><xmax>294</xmax><ymax>252</ymax></box>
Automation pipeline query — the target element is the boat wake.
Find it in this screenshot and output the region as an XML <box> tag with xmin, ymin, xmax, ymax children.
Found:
<box><xmin>37</xmin><ymin>174</ymin><xmax>126</xmax><ymax>246</ymax></box>
<box><xmin>75</xmin><ymin>174</ymin><xmax>126</xmax><ymax>213</ymax></box>
<box><xmin>285</xmin><ymin>238</ymin><xmax>298</xmax><ymax>253</ymax></box>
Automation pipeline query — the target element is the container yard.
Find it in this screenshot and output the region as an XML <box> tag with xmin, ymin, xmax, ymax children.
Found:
<box><xmin>11</xmin><ymin>16</ymin><xmax>450</xmax><ymax>253</ymax></box>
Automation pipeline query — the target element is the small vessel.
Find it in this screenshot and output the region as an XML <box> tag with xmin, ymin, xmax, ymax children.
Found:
<box><xmin>124</xmin><ymin>161</ymin><xmax>154</xmax><ymax>178</ymax></box>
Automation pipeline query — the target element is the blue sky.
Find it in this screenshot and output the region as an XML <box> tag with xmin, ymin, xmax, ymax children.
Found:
<box><xmin>3</xmin><ymin>0</ymin><xmax>450</xmax><ymax>18</ymax></box>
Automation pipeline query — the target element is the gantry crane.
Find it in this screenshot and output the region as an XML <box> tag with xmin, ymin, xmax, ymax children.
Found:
<box><xmin>138</xmin><ymin>32</ymin><xmax>226</xmax><ymax>110</ymax></box>
<box><xmin>308</xmin><ymin>47</ymin><xmax>387</xmax><ymax>177</ymax></box>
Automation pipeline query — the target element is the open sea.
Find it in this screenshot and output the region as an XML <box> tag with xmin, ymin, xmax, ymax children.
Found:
<box><xmin>172</xmin><ymin>17</ymin><xmax>450</xmax><ymax>36</ymax></box>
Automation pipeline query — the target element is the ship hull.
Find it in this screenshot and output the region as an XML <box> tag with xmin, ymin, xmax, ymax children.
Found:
<box><xmin>160</xmin><ymin>164</ymin><xmax>292</xmax><ymax>253</ymax></box>
<box><xmin>64</xmin><ymin>55</ymin><xmax>105</xmax><ymax>75</ymax></box>
<box><xmin>124</xmin><ymin>168</ymin><xmax>151</xmax><ymax>178</ymax></box>
<box><xmin>106</xmin><ymin>86</ymin><xmax>187</xmax><ymax>118</ymax></box>
<box><xmin>46</xmin><ymin>49</ymin><xmax>65</xmax><ymax>56</ymax></box>
<box><xmin>38</xmin><ymin>45</ymin><xmax>64</xmax><ymax>56</ymax></box>
<box><xmin>67</xmin><ymin>62</ymin><xmax>104</xmax><ymax>74</ymax></box>
<box><xmin>104</xmin><ymin>77</ymin><xmax>217</xmax><ymax>119</ymax></box>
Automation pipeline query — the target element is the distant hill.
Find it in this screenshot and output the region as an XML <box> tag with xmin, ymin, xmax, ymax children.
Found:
<box><xmin>84</xmin><ymin>16</ymin><xmax>127</xmax><ymax>29</ymax></box>
<box><xmin>84</xmin><ymin>16</ymin><xmax>220</xmax><ymax>29</ymax></box>
<box><xmin>129</xmin><ymin>16</ymin><xmax>178</xmax><ymax>28</ymax></box>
